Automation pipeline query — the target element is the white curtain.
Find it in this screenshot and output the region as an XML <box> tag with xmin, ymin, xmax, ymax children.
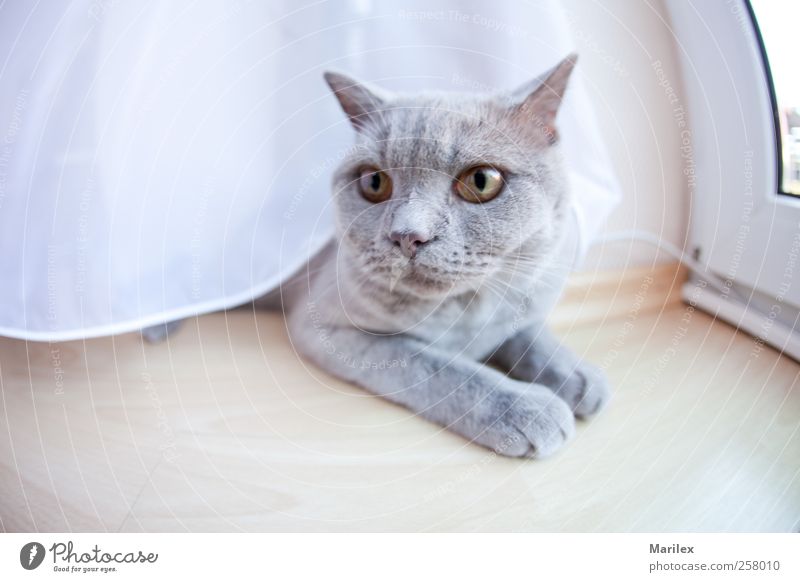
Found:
<box><xmin>0</xmin><ymin>0</ymin><xmax>619</xmax><ymax>341</ymax></box>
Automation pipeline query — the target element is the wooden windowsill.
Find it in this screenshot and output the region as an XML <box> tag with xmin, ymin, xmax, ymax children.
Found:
<box><xmin>0</xmin><ymin>262</ymin><xmax>797</xmax><ymax>532</ymax></box>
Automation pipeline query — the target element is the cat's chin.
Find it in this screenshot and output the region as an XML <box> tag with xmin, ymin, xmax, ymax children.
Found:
<box><xmin>345</xmin><ymin>245</ymin><xmax>481</xmax><ymax>298</ymax></box>
<box><xmin>393</xmin><ymin>266</ymin><xmax>476</xmax><ymax>298</ymax></box>
<box><xmin>403</xmin><ymin>273</ymin><xmax>453</xmax><ymax>295</ymax></box>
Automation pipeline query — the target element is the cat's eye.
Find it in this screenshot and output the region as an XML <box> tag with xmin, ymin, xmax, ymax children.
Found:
<box><xmin>454</xmin><ymin>166</ymin><xmax>504</xmax><ymax>203</ymax></box>
<box><xmin>358</xmin><ymin>167</ymin><xmax>392</xmax><ymax>202</ymax></box>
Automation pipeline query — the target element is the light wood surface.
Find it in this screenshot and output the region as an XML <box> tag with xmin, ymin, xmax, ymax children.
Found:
<box><xmin>1</xmin><ymin>263</ymin><xmax>798</xmax><ymax>532</ymax></box>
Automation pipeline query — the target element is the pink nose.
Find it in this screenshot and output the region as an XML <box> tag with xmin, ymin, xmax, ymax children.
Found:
<box><xmin>390</xmin><ymin>229</ymin><xmax>430</xmax><ymax>258</ymax></box>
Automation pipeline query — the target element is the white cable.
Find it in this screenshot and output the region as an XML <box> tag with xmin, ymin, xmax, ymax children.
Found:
<box><xmin>591</xmin><ymin>229</ymin><xmax>740</xmax><ymax>299</ymax></box>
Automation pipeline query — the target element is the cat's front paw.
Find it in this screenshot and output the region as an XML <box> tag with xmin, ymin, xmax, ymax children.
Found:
<box><xmin>477</xmin><ymin>388</ymin><xmax>575</xmax><ymax>458</ymax></box>
<box><xmin>550</xmin><ymin>360</ymin><xmax>611</xmax><ymax>419</ymax></box>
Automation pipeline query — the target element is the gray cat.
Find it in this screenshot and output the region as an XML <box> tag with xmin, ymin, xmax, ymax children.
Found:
<box><xmin>286</xmin><ymin>54</ymin><xmax>610</xmax><ymax>458</ymax></box>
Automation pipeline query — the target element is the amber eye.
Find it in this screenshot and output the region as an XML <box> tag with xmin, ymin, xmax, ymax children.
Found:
<box><xmin>358</xmin><ymin>167</ymin><xmax>392</xmax><ymax>202</ymax></box>
<box><xmin>454</xmin><ymin>166</ymin><xmax>504</xmax><ymax>203</ymax></box>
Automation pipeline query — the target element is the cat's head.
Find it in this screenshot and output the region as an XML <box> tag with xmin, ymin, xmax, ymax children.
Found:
<box><xmin>324</xmin><ymin>54</ymin><xmax>577</xmax><ymax>298</ymax></box>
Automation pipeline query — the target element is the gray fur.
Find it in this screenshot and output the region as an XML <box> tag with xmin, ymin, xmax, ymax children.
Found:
<box><xmin>287</xmin><ymin>54</ymin><xmax>609</xmax><ymax>458</ymax></box>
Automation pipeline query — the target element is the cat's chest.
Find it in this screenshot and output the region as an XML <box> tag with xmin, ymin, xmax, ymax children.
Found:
<box><xmin>405</xmin><ymin>289</ymin><xmax>529</xmax><ymax>357</ymax></box>
<box><xmin>330</xmin><ymin>267</ymin><xmax>538</xmax><ymax>357</ymax></box>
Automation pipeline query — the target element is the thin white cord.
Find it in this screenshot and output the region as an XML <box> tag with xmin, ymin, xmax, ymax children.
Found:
<box><xmin>592</xmin><ymin>229</ymin><xmax>738</xmax><ymax>298</ymax></box>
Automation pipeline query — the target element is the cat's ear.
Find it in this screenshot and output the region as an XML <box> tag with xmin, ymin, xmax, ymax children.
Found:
<box><xmin>508</xmin><ymin>53</ymin><xmax>578</xmax><ymax>145</ymax></box>
<box><xmin>324</xmin><ymin>71</ymin><xmax>389</xmax><ymax>132</ymax></box>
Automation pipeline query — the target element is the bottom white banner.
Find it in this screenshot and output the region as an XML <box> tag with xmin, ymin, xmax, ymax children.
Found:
<box><xmin>0</xmin><ymin>533</ymin><xmax>797</xmax><ymax>581</ymax></box>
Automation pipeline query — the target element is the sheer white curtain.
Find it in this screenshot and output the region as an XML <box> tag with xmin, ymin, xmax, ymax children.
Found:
<box><xmin>0</xmin><ymin>0</ymin><xmax>619</xmax><ymax>340</ymax></box>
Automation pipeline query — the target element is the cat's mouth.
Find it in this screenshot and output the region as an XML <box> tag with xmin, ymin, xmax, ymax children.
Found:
<box><xmin>407</xmin><ymin>267</ymin><xmax>451</xmax><ymax>288</ymax></box>
<box><xmin>367</xmin><ymin>246</ymin><xmax>484</xmax><ymax>296</ymax></box>
<box><xmin>394</xmin><ymin>261</ymin><xmax>470</xmax><ymax>296</ymax></box>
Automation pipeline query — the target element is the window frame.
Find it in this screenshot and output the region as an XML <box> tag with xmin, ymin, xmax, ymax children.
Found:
<box><xmin>667</xmin><ymin>0</ymin><xmax>800</xmax><ymax>359</ymax></box>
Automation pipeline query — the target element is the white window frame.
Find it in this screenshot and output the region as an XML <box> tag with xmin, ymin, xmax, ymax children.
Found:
<box><xmin>666</xmin><ymin>0</ymin><xmax>800</xmax><ymax>360</ymax></box>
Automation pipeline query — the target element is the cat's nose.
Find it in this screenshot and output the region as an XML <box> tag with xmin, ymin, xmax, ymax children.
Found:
<box><xmin>389</xmin><ymin>229</ymin><xmax>430</xmax><ymax>258</ymax></box>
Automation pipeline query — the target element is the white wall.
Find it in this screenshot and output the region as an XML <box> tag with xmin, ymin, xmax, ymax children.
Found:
<box><xmin>563</xmin><ymin>0</ymin><xmax>689</xmax><ymax>269</ymax></box>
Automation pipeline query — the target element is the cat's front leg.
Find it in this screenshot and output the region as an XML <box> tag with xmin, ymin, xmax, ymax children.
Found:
<box><xmin>488</xmin><ymin>323</ymin><xmax>610</xmax><ymax>418</ymax></box>
<box><xmin>289</xmin><ymin>316</ymin><xmax>575</xmax><ymax>458</ymax></box>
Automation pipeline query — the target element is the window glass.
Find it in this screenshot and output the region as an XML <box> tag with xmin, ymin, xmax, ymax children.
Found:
<box><xmin>750</xmin><ymin>0</ymin><xmax>800</xmax><ymax>196</ymax></box>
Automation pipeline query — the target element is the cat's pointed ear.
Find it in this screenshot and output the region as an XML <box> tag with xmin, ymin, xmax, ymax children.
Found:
<box><xmin>508</xmin><ymin>53</ymin><xmax>578</xmax><ymax>145</ymax></box>
<box><xmin>324</xmin><ymin>71</ymin><xmax>389</xmax><ymax>132</ymax></box>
